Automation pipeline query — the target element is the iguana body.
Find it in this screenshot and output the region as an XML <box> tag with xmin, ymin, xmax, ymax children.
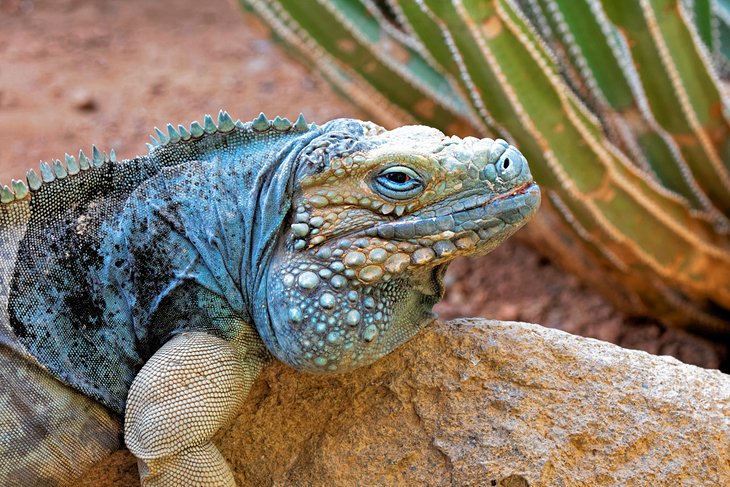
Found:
<box><xmin>0</xmin><ymin>112</ymin><xmax>539</xmax><ymax>486</ymax></box>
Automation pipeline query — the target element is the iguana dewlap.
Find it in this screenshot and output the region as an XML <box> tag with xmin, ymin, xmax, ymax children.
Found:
<box><xmin>0</xmin><ymin>112</ymin><xmax>540</xmax><ymax>486</ymax></box>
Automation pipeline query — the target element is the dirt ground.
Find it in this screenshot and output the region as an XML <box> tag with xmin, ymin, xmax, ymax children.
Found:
<box><xmin>0</xmin><ymin>0</ymin><xmax>726</xmax><ymax>370</ymax></box>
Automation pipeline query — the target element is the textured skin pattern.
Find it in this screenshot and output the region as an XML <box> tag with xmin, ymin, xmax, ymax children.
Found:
<box><xmin>0</xmin><ymin>345</ymin><xmax>121</xmax><ymax>487</ymax></box>
<box><xmin>125</xmin><ymin>332</ymin><xmax>265</xmax><ymax>486</ymax></box>
<box><xmin>0</xmin><ymin>112</ymin><xmax>539</xmax><ymax>486</ymax></box>
<box><xmin>265</xmin><ymin>126</ymin><xmax>540</xmax><ymax>372</ymax></box>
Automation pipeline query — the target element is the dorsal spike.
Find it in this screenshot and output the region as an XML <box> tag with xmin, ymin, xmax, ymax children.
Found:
<box><xmin>294</xmin><ymin>113</ymin><xmax>308</xmax><ymax>132</ymax></box>
<box><xmin>272</xmin><ymin>116</ymin><xmax>292</xmax><ymax>131</ymax></box>
<box><xmin>39</xmin><ymin>161</ymin><xmax>55</xmax><ymax>182</ymax></box>
<box><xmin>203</xmin><ymin>114</ymin><xmax>216</xmax><ymax>134</ymax></box>
<box><xmin>150</xmin><ymin>134</ymin><xmax>160</xmax><ymax>147</ymax></box>
<box><xmin>103</xmin><ymin>151</ymin><xmax>110</xmax><ymax>163</ymax></box>
<box><xmin>166</xmin><ymin>123</ymin><xmax>180</xmax><ymax>143</ymax></box>
<box><xmin>235</xmin><ymin>119</ymin><xmax>245</xmax><ymax>129</ymax></box>
<box><xmin>189</xmin><ymin>121</ymin><xmax>204</xmax><ymax>138</ymax></box>
<box><xmin>109</xmin><ymin>149</ymin><xmax>117</xmax><ymax>162</ymax></box>
<box><xmin>11</xmin><ymin>179</ymin><xmax>28</xmax><ymax>199</ymax></box>
<box><xmin>154</xmin><ymin>127</ymin><xmax>169</xmax><ymax>145</ymax></box>
<box><xmin>178</xmin><ymin>124</ymin><xmax>191</xmax><ymax>140</ymax></box>
<box><xmin>252</xmin><ymin>112</ymin><xmax>269</xmax><ymax>132</ymax></box>
<box><xmin>65</xmin><ymin>153</ymin><xmax>80</xmax><ymax>175</ymax></box>
<box><xmin>0</xmin><ymin>185</ymin><xmax>15</xmax><ymax>204</ymax></box>
<box><xmin>78</xmin><ymin>150</ymin><xmax>90</xmax><ymax>170</ymax></box>
<box><xmin>52</xmin><ymin>160</ymin><xmax>67</xmax><ymax>179</ymax></box>
<box><xmin>146</xmin><ymin>143</ymin><xmax>154</xmax><ymax>152</ymax></box>
<box><xmin>91</xmin><ymin>145</ymin><xmax>103</xmax><ymax>166</ymax></box>
<box><xmin>217</xmin><ymin>110</ymin><xmax>235</xmax><ymax>132</ymax></box>
<box><xmin>26</xmin><ymin>169</ymin><xmax>41</xmax><ymax>191</ymax></box>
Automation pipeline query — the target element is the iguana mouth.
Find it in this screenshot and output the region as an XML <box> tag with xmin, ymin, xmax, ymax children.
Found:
<box><xmin>492</xmin><ymin>181</ymin><xmax>536</xmax><ymax>202</ymax></box>
<box><xmin>370</xmin><ymin>182</ymin><xmax>540</xmax><ymax>242</ymax></box>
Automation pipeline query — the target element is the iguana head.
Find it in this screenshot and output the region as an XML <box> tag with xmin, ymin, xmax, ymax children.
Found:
<box><xmin>265</xmin><ymin>120</ymin><xmax>540</xmax><ymax>373</ymax></box>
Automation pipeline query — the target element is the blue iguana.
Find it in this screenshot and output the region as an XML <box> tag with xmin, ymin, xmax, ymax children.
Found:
<box><xmin>0</xmin><ymin>111</ymin><xmax>540</xmax><ymax>486</ymax></box>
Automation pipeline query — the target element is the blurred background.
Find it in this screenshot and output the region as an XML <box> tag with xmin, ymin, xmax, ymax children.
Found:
<box><xmin>0</xmin><ymin>0</ymin><xmax>726</xmax><ymax>369</ymax></box>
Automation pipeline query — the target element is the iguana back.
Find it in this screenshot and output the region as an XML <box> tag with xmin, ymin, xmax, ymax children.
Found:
<box><xmin>0</xmin><ymin>112</ymin><xmax>321</xmax><ymax>413</ymax></box>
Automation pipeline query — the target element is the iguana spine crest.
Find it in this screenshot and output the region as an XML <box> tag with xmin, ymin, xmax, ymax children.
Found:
<box><xmin>0</xmin><ymin>110</ymin><xmax>314</xmax><ymax>204</ymax></box>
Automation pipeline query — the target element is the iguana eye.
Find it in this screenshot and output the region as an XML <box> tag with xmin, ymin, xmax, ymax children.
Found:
<box><xmin>372</xmin><ymin>166</ymin><xmax>424</xmax><ymax>201</ymax></box>
<box><xmin>384</xmin><ymin>172</ymin><xmax>411</xmax><ymax>184</ymax></box>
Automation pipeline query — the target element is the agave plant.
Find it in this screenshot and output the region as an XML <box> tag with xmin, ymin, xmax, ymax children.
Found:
<box><xmin>240</xmin><ymin>0</ymin><xmax>730</xmax><ymax>333</ymax></box>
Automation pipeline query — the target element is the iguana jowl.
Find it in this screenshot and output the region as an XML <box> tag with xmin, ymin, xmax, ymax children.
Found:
<box><xmin>0</xmin><ymin>111</ymin><xmax>540</xmax><ymax>486</ymax></box>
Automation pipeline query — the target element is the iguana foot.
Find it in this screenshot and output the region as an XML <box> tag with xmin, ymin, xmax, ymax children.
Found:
<box><xmin>124</xmin><ymin>332</ymin><xmax>256</xmax><ymax>487</ymax></box>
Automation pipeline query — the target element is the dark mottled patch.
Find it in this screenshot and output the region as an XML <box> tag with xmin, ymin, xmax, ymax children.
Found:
<box><xmin>7</xmin><ymin>155</ymin><xmax>162</xmax><ymax>411</ymax></box>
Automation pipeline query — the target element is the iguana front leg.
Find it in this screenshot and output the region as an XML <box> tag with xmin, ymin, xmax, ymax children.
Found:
<box><xmin>124</xmin><ymin>330</ymin><xmax>266</xmax><ymax>486</ymax></box>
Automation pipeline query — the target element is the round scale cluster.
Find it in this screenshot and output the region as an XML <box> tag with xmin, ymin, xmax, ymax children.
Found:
<box><xmin>271</xmin><ymin>250</ymin><xmax>399</xmax><ymax>371</ymax></box>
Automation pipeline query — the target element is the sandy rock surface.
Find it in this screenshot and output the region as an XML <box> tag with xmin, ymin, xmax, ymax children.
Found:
<box><xmin>85</xmin><ymin>319</ymin><xmax>730</xmax><ymax>486</ymax></box>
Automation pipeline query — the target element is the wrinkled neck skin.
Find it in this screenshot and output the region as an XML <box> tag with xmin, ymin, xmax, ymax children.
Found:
<box><xmin>102</xmin><ymin>122</ymin><xmax>335</xmax><ymax>352</ymax></box>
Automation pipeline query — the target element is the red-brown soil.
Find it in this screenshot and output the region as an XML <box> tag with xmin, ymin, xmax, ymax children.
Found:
<box><xmin>0</xmin><ymin>0</ymin><xmax>726</xmax><ymax>370</ymax></box>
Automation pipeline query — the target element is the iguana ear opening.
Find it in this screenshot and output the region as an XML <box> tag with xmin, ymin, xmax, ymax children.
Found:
<box><xmin>294</xmin><ymin>119</ymin><xmax>369</xmax><ymax>178</ymax></box>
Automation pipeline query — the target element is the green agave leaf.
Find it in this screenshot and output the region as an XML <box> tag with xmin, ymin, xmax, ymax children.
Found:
<box><xmin>242</xmin><ymin>0</ymin><xmax>730</xmax><ymax>332</ymax></box>
<box><xmin>683</xmin><ymin>0</ymin><xmax>714</xmax><ymax>51</ymax></box>
<box><xmin>244</xmin><ymin>0</ymin><xmax>479</xmax><ymax>134</ymax></box>
<box><xmin>523</xmin><ymin>0</ymin><xmax>718</xmax><ymax>218</ymax></box>
<box><xmin>713</xmin><ymin>0</ymin><xmax>730</xmax><ymax>74</ymax></box>
<box><xmin>601</xmin><ymin>0</ymin><xmax>730</xmax><ymax>215</ymax></box>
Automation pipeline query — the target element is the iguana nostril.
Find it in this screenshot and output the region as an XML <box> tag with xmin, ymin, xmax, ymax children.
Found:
<box><xmin>497</xmin><ymin>149</ymin><xmax>523</xmax><ymax>180</ymax></box>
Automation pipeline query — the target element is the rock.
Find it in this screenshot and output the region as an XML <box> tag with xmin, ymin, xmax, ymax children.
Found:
<box><xmin>84</xmin><ymin>319</ymin><xmax>730</xmax><ymax>486</ymax></box>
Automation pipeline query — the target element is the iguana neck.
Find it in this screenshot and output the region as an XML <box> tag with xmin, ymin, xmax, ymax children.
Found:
<box><xmin>102</xmin><ymin>124</ymin><xmax>330</xmax><ymax>347</ymax></box>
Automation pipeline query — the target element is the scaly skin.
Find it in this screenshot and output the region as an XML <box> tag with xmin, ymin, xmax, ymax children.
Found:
<box><xmin>265</xmin><ymin>123</ymin><xmax>539</xmax><ymax>372</ymax></box>
<box><xmin>0</xmin><ymin>112</ymin><xmax>539</xmax><ymax>486</ymax></box>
